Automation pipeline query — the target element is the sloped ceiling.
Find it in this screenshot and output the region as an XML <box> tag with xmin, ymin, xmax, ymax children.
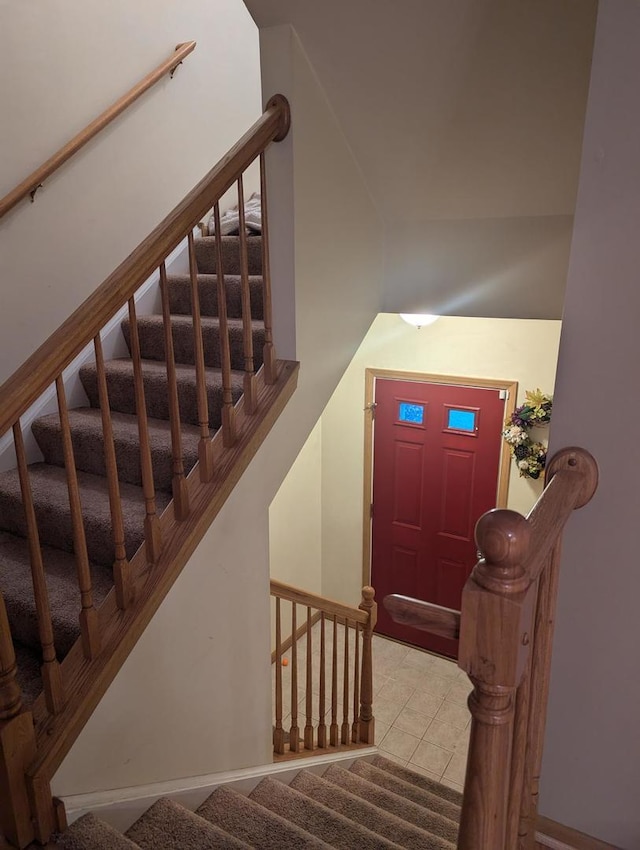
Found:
<box><xmin>245</xmin><ymin>0</ymin><xmax>598</xmax><ymax>317</ymax></box>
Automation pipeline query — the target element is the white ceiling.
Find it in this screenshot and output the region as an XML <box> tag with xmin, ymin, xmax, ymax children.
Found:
<box><xmin>244</xmin><ymin>0</ymin><xmax>598</xmax><ymax>318</ymax></box>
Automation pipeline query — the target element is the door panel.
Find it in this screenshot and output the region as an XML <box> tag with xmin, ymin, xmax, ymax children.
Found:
<box><xmin>370</xmin><ymin>377</ymin><xmax>504</xmax><ymax>658</ymax></box>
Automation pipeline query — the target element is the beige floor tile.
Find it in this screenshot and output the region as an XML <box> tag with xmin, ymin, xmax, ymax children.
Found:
<box><xmin>409</xmin><ymin>740</ymin><xmax>453</xmax><ymax>777</ymax></box>
<box><xmin>429</xmin><ymin>655</ymin><xmax>459</xmax><ymax>679</ymax></box>
<box><xmin>393</xmin><ymin>706</ymin><xmax>432</xmax><ymax>739</ymax></box>
<box><xmin>433</xmin><ymin>699</ymin><xmax>471</xmax><ymax>730</ymax></box>
<box><xmin>415</xmin><ymin>672</ymin><xmax>453</xmax><ymax>699</ymax></box>
<box><xmin>423</xmin><ymin>718</ymin><xmax>466</xmax><ymax>751</ymax></box>
<box><xmin>373</xmin><ymin>674</ymin><xmax>391</xmax><ymax>696</ymax></box>
<box><xmin>442</xmin><ymin>751</ymin><xmax>467</xmax><ymax>785</ymax></box>
<box><xmin>446</xmin><ymin>679</ymin><xmax>473</xmax><ymax>705</ymax></box>
<box><xmin>405</xmin><ymin>689</ymin><xmax>444</xmax><ymax>719</ymax></box>
<box><xmin>377</xmin><ymin>678</ymin><xmax>415</xmax><ymax>707</ymax></box>
<box><xmin>379</xmin><ymin>727</ymin><xmax>422</xmax><ymax>762</ymax></box>
<box><xmin>403</xmin><ymin>648</ymin><xmax>435</xmax><ymax>672</ymax></box>
<box><xmin>375</xmin><ymin>720</ymin><xmax>390</xmax><ymax>745</ymax></box>
<box><xmin>404</xmin><ymin>763</ymin><xmax>443</xmax><ymax>783</ymax></box>
<box><xmin>376</xmin><ymin>751</ymin><xmax>408</xmax><ymax>768</ymax></box>
<box><xmin>440</xmin><ymin>775</ymin><xmax>465</xmax><ymax>794</ymax></box>
<box><xmin>375</xmin><ymin>696</ymin><xmax>405</xmax><ymax>727</ymax></box>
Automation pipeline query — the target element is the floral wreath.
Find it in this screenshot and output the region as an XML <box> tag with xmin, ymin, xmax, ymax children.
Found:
<box><xmin>502</xmin><ymin>389</ymin><xmax>553</xmax><ymax>480</ymax></box>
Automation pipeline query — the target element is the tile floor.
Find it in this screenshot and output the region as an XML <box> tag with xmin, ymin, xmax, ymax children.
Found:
<box><xmin>273</xmin><ymin>621</ymin><xmax>471</xmax><ymax>793</ymax></box>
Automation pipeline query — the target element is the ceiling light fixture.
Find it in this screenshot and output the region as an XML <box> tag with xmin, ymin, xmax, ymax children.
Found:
<box><xmin>399</xmin><ymin>313</ymin><xmax>439</xmax><ymax>329</ymax></box>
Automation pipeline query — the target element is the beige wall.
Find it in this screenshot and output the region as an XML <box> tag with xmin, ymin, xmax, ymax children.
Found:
<box><xmin>52</xmin><ymin>23</ymin><xmax>383</xmax><ymax>795</ymax></box>
<box><xmin>540</xmin><ymin>3</ymin><xmax>640</xmax><ymax>846</ymax></box>
<box><xmin>320</xmin><ymin>314</ymin><xmax>562</xmax><ymax>606</ymax></box>
<box><xmin>0</xmin><ymin>0</ymin><xmax>262</xmax><ymax>384</ymax></box>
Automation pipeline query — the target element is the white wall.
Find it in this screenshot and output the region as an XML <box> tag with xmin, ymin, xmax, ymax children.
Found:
<box><xmin>320</xmin><ymin>314</ymin><xmax>562</xmax><ymax>606</ymax></box>
<box><xmin>540</xmin><ymin>3</ymin><xmax>640</xmax><ymax>847</ymax></box>
<box><xmin>0</xmin><ymin>0</ymin><xmax>262</xmax><ymax>385</ymax></box>
<box><xmin>53</xmin><ymin>23</ymin><xmax>383</xmax><ymax>795</ymax></box>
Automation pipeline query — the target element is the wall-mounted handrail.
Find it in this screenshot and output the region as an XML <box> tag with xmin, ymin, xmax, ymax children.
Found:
<box><xmin>0</xmin><ymin>41</ymin><xmax>197</xmax><ymax>221</ymax></box>
<box><xmin>0</xmin><ymin>94</ymin><xmax>290</xmax><ymax>438</ymax></box>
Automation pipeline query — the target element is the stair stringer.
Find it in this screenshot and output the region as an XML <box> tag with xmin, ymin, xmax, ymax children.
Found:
<box><xmin>25</xmin><ymin>361</ymin><xmax>298</xmax><ymax>814</ymax></box>
<box><xmin>60</xmin><ymin>747</ymin><xmax>378</xmax><ymax>834</ymax></box>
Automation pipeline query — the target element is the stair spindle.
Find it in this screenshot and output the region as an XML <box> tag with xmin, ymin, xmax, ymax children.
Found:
<box><xmin>236</xmin><ymin>175</ymin><xmax>258</xmax><ymax>414</ymax></box>
<box><xmin>160</xmin><ymin>262</ymin><xmax>190</xmax><ymax>520</ymax></box>
<box><xmin>212</xmin><ymin>203</ymin><xmax>237</xmax><ymax>447</ymax></box>
<box><xmin>127</xmin><ymin>297</ymin><xmax>162</xmax><ymax>564</ymax></box>
<box><xmin>304</xmin><ymin>606</ymin><xmax>314</xmax><ymax>750</ymax></box>
<box><xmin>358</xmin><ymin>586</ymin><xmax>376</xmax><ymax>744</ymax></box>
<box><xmin>56</xmin><ymin>377</ymin><xmax>101</xmax><ymax>659</ymax></box>
<box><xmin>341</xmin><ymin>619</ymin><xmax>350</xmax><ymax>744</ymax></box>
<box><xmin>0</xmin><ymin>589</ymin><xmax>38</xmax><ymax>848</ymax></box>
<box><xmin>187</xmin><ymin>231</ymin><xmax>214</xmax><ymax>482</ymax></box>
<box><xmin>351</xmin><ymin>622</ymin><xmax>361</xmax><ymax>743</ymax></box>
<box><xmin>289</xmin><ymin>601</ymin><xmax>300</xmax><ymax>752</ymax></box>
<box><xmin>259</xmin><ymin>152</ymin><xmax>277</xmax><ymax>385</ymax></box>
<box><xmin>12</xmin><ymin>423</ymin><xmax>64</xmax><ymax>714</ymax></box>
<box><xmin>93</xmin><ymin>334</ymin><xmax>132</xmax><ymax>610</ymax></box>
<box><xmin>330</xmin><ymin>614</ymin><xmax>339</xmax><ymax>746</ymax></box>
<box><xmin>273</xmin><ymin>597</ymin><xmax>285</xmax><ymax>755</ymax></box>
<box><xmin>317</xmin><ymin>612</ymin><xmax>327</xmax><ymax>748</ymax></box>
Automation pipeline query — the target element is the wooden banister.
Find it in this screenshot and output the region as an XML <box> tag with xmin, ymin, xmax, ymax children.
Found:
<box><xmin>0</xmin><ymin>93</ymin><xmax>290</xmax><ymax>440</ymax></box>
<box><xmin>383</xmin><ymin>595</ymin><xmax>460</xmax><ymax>640</ymax></box>
<box><xmin>0</xmin><ymin>42</ymin><xmax>197</xmax><ymax>221</ymax></box>
<box><xmin>269</xmin><ymin>580</ymin><xmax>369</xmax><ymax>625</ymax></box>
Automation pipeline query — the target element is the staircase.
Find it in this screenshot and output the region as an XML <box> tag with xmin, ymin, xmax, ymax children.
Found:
<box><xmin>59</xmin><ymin>755</ymin><xmax>462</xmax><ymax>850</ymax></box>
<box><xmin>0</xmin><ymin>232</ymin><xmax>265</xmax><ymax>707</ymax></box>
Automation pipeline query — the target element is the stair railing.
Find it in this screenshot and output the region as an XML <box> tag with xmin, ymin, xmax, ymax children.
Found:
<box><xmin>0</xmin><ymin>42</ymin><xmax>197</xmax><ymax>220</ymax></box>
<box><xmin>0</xmin><ymin>94</ymin><xmax>292</xmax><ymax>847</ymax></box>
<box><xmin>270</xmin><ymin>581</ymin><xmax>377</xmax><ymax>759</ymax></box>
<box><xmin>384</xmin><ymin>446</ymin><xmax>598</xmax><ymax>850</ymax></box>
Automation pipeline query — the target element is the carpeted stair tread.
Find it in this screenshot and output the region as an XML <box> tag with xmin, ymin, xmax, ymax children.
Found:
<box><xmin>350</xmin><ymin>760</ymin><xmax>461</xmax><ymax>822</ymax></box>
<box><xmin>196</xmin><ymin>785</ymin><xmax>331</xmax><ymax>849</ymax></box>
<box><xmin>121</xmin><ymin>314</ymin><xmax>265</xmax><ymax>371</ymax></box>
<box><xmin>0</xmin><ymin>462</ymin><xmax>171</xmax><ymax>567</ymax></box>
<box><xmin>14</xmin><ymin>641</ymin><xmax>44</xmax><ymax>707</ymax></box>
<box><xmin>291</xmin><ymin>770</ymin><xmax>455</xmax><ymax>850</ymax></box>
<box><xmin>195</xmin><ymin>234</ymin><xmax>262</xmax><ymax>276</ymax></box>
<box><xmin>125</xmin><ymin>797</ymin><xmax>251</xmax><ymax>850</ymax></box>
<box><xmin>80</xmin><ymin>358</ymin><xmax>244</xmax><ymax>428</ymax></box>
<box><xmin>167</xmin><ymin>273</ymin><xmax>264</xmax><ymax>320</ymax></box>
<box><xmin>371</xmin><ymin>755</ymin><xmax>464</xmax><ymax>806</ymax></box>
<box><xmin>59</xmin><ymin>812</ymin><xmax>141</xmax><ymax>849</ymax></box>
<box><xmin>0</xmin><ymin>530</ymin><xmax>112</xmax><ymax>657</ymax></box>
<box><xmin>249</xmin><ymin>776</ymin><xmax>403</xmax><ymax>850</ymax></box>
<box><xmin>32</xmin><ymin>408</ymin><xmax>200</xmax><ymax>493</ymax></box>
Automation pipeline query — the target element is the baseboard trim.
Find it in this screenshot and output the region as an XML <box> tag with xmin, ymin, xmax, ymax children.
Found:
<box><xmin>536</xmin><ymin>815</ymin><xmax>621</xmax><ymax>850</ymax></box>
<box><xmin>59</xmin><ymin>746</ymin><xmax>377</xmax><ymax>833</ymax></box>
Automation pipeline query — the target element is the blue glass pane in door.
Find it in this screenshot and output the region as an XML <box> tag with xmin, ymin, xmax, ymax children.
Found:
<box><xmin>398</xmin><ymin>402</ymin><xmax>424</xmax><ymax>424</ymax></box>
<box><xmin>447</xmin><ymin>408</ymin><xmax>476</xmax><ymax>432</ymax></box>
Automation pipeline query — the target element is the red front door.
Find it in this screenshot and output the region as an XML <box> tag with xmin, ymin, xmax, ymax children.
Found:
<box><xmin>370</xmin><ymin>378</ymin><xmax>505</xmax><ymax>658</ymax></box>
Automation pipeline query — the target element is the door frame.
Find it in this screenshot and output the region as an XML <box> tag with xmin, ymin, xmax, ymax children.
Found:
<box><xmin>362</xmin><ymin>368</ymin><xmax>518</xmax><ymax>589</ymax></box>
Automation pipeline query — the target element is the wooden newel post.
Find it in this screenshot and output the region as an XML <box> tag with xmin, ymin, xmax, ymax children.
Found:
<box><xmin>358</xmin><ymin>586</ymin><xmax>377</xmax><ymax>745</ymax></box>
<box><xmin>0</xmin><ymin>592</ymin><xmax>37</xmax><ymax>847</ymax></box>
<box><xmin>457</xmin><ymin>510</ymin><xmax>534</xmax><ymax>850</ymax></box>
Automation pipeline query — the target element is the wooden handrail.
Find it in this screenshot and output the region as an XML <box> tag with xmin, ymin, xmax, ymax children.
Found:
<box><xmin>270</xmin><ymin>579</ymin><xmax>369</xmax><ymax>625</ymax></box>
<box><xmin>0</xmin><ymin>42</ymin><xmax>197</xmax><ymax>221</ymax></box>
<box><xmin>383</xmin><ymin>595</ymin><xmax>460</xmax><ymax>640</ymax></box>
<box><xmin>0</xmin><ymin>93</ymin><xmax>290</xmax><ymax>440</ymax></box>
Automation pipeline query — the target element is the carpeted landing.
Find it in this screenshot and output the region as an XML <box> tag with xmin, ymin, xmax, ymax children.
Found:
<box><xmin>0</xmin><ymin>234</ymin><xmax>264</xmax><ymax>704</ymax></box>
<box><xmin>59</xmin><ymin>755</ymin><xmax>462</xmax><ymax>849</ymax></box>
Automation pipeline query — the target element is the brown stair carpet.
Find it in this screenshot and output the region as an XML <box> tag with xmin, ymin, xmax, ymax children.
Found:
<box><xmin>196</xmin><ymin>785</ymin><xmax>331</xmax><ymax>849</ymax></box>
<box><xmin>371</xmin><ymin>754</ymin><xmax>464</xmax><ymax>807</ymax></box>
<box><xmin>323</xmin><ymin>764</ymin><xmax>459</xmax><ymax>844</ymax></box>
<box><xmin>0</xmin><ymin>234</ymin><xmax>263</xmax><ymax>705</ymax></box>
<box><xmin>59</xmin><ymin>812</ymin><xmax>140</xmax><ymax>850</ymax></box>
<box><xmin>125</xmin><ymin>797</ymin><xmax>252</xmax><ymax>849</ymax></box>
<box><xmin>349</xmin><ymin>759</ymin><xmax>461</xmax><ymax>822</ymax></box>
<box><xmin>56</xmin><ymin>758</ymin><xmax>464</xmax><ymax>849</ymax></box>
<box><xmin>290</xmin><ymin>769</ymin><xmax>456</xmax><ymax>850</ymax></box>
<box><xmin>249</xmin><ymin>775</ymin><xmax>403</xmax><ymax>850</ymax></box>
